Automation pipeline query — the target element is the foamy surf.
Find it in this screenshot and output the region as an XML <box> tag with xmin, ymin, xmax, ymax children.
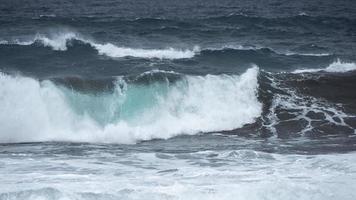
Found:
<box><xmin>0</xmin><ymin>67</ymin><xmax>262</xmax><ymax>144</ymax></box>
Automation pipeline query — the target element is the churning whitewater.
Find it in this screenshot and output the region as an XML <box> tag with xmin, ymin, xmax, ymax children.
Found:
<box><xmin>0</xmin><ymin>67</ymin><xmax>261</xmax><ymax>143</ymax></box>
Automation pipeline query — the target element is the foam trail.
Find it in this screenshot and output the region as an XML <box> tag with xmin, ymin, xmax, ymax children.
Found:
<box><xmin>284</xmin><ymin>52</ymin><xmax>331</xmax><ymax>56</ymax></box>
<box><xmin>293</xmin><ymin>59</ymin><xmax>356</xmax><ymax>73</ymax></box>
<box><xmin>0</xmin><ymin>32</ymin><xmax>198</xmax><ymax>59</ymax></box>
<box><xmin>0</xmin><ymin>67</ymin><xmax>261</xmax><ymax>144</ymax></box>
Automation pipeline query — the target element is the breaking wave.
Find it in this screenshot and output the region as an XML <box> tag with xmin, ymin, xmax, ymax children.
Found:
<box><xmin>0</xmin><ymin>67</ymin><xmax>262</xmax><ymax>144</ymax></box>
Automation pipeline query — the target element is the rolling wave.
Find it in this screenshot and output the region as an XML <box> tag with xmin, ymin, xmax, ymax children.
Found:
<box><xmin>0</xmin><ymin>67</ymin><xmax>261</xmax><ymax>143</ymax></box>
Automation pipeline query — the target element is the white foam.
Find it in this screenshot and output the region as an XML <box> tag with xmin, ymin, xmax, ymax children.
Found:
<box><xmin>135</xmin><ymin>69</ymin><xmax>180</xmax><ymax>79</ymax></box>
<box><xmin>263</xmin><ymin>71</ymin><xmax>355</xmax><ymax>136</ymax></box>
<box><xmin>293</xmin><ymin>59</ymin><xmax>356</xmax><ymax>73</ymax></box>
<box><xmin>39</xmin><ymin>14</ymin><xmax>56</xmax><ymax>18</ymax></box>
<box><xmin>2</xmin><ymin>149</ymin><xmax>356</xmax><ymax>200</ymax></box>
<box><xmin>0</xmin><ymin>67</ymin><xmax>262</xmax><ymax>144</ymax></box>
<box><xmin>298</xmin><ymin>12</ymin><xmax>308</xmax><ymax>16</ymax></box>
<box><xmin>0</xmin><ymin>32</ymin><xmax>78</xmax><ymax>50</ymax></box>
<box><xmin>206</xmin><ymin>44</ymin><xmax>263</xmax><ymax>51</ymax></box>
<box><xmin>34</xmin><ymin>32</ymin><xmax>77</xmax><ymax>51</ymax></box>
<box><xmin>284</xmin><ymin>52</ymin><xmax>330</xmax><ymax>56</ymax></box>
<box><xmin>93</xmin><ymin>43</ymin><xmax>199</xmax><ymax>59</ymax></box>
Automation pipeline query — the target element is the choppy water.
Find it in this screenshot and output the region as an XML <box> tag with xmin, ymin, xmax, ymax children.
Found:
<box><xmin>1</xmin><ymin>0</ymin><xmax>356</xmax><ymax>199</ymax></box>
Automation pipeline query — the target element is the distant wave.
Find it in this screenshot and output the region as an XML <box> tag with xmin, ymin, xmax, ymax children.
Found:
<box><xmin>26</xmin><ymin>14</ymin><xmax>356</xmax><ymax>25</ymax></box>
<box><xmin>205</xmin><ymin>14</ymin><xmax>356</xmax><ymax>23</ymax></box>
<box><xmin>204</xmin><ymin>45</ymin><xmax>332</xmax><ymax>57</ymax></box>
<box><xmin>293</xmin><ymin>59</ymin><xmax>356</xmax><ymax>73</ymax></box>
<box><xmin>0</xmin><ymin>32</ymin><xmax>199</xmax><ymax>59</ymax></box>
<box><xmin>0</xmin><ymin>67</ymin><xmax>261</xmax><ymax>144</ymax></box>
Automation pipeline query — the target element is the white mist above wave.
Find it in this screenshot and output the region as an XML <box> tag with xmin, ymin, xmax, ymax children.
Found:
<box><xmin>293</xmin><ymin>59</ymin><xmax>356</xmax><ymax>73</ymax></box>
<box><xmin>0</xmin><ymin>67</ymin><xmax>262</xmax><ymax>144</ymax></box>
<box><xmin>1</xmin><ymin>32</ymin><xmax>199</xmax><ymax>59</ymax></box>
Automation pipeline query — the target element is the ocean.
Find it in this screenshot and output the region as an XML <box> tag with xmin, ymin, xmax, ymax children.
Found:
<box><xmin>0</xmin><ymin>0</ymin><xmax>356</xmax><ymax>199</ymax></box>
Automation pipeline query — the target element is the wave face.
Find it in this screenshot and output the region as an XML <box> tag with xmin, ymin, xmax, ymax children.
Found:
<box><xmin>0</xmin><ymin>67</ymin><xmax>261</xmax><ymax>144</ymax></box>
